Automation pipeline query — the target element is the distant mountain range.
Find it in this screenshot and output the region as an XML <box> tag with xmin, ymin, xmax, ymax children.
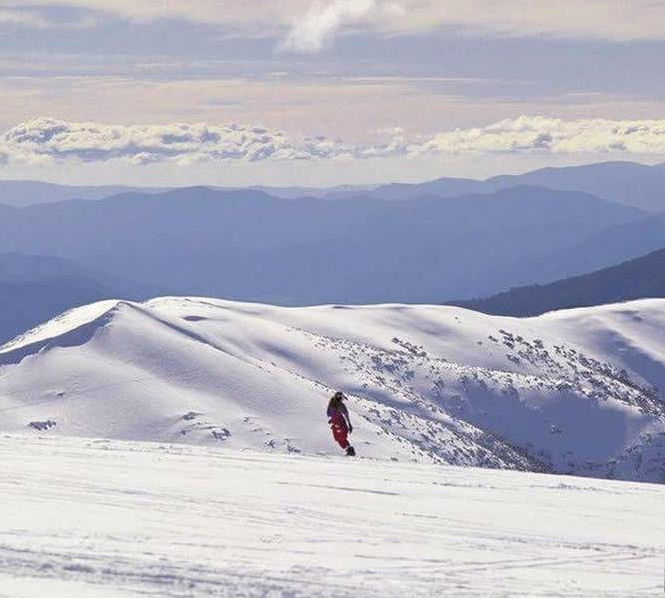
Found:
<box><xmin>450</xmin><ymin>248</ymin><xmax>665</xmax><ymax>317</ymax></box>
<box><xmin>0</xmin><ymin>179</ymin><xmax>369</xmax><ymax>207</ymax></box>
<box><xmin>338</xmin><ymin>161</ymin><xmax>665</xmax><ymax>213</ymax></box>
<box><xmin>1</xmin><ymin>160</ymin><xmax>664</xmax><ymax>344</ymax></box>
<box><xmin>0</xmin><ymin>185</ymin><xmax>646</xmax><ymax>305</ymax></box>
<box><xmin>532</xmin><ymin>212</ymin><xmax>665</xmax><ymax>282</ymax></box>
<box><xmin>2</xmin><ymin>160</ymin><xmax>665</xmax><ymax>211</ymax></box>
<box><xmin>0</xmin><ymin>180</ymin><xmax>168</xmax><ymax>208</ymax></box>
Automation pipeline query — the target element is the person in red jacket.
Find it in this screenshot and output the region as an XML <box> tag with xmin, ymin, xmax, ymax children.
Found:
<box><xmin>327</xmin><ymin>391</ymin><xmax>355</xmax><ymax>456</ymax></box>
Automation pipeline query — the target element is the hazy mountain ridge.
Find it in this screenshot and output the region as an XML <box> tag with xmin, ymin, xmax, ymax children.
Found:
<box><xmin>3</xmin><ymin>160</ymin><xmax>665</xmax><ymax>211</ymax></box>
<box><xmin>0</xmin><ymin>180</ymin><xmax>167</xmax><ymax>208</ymax></box>
<box><xmin>1</xmin><ymin>160</ymin><xmax>663</xmax><ymax>348</ymax></box>
<box><xmin>0</xmin><ymin>185</ymin><xmax>645</xmax><ymax>305</ymax></box>
<box><xmin>348</xmin><ymin>161</ymin><xmax>665</xmax><ymax>212</ymax></box>
<box><xmin>452</xmin><ymin>248</ymin><xmax>665</xmax><ymax>316</ymax></box>
<box><xmin>532</xmin><ymin>212</ymin><xmax>665</xmax><ymax>281</ymax></box>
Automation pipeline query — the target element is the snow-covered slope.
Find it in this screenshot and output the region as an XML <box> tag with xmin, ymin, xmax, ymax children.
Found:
<box><xmin>1</xmin><ymin>297</ymin><xmax>664</xmax><ymax>482</ymax></box>
<box><xmin>1</xmin><ymin>435</ymin><xmax>663</xmax><ymax>597</ymax></box>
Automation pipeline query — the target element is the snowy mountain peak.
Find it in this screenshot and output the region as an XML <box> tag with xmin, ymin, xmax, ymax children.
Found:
<box><xmin>1</xmin><ymin>297</ymin><xmax>664</xmax><ymax>483</ymax></box>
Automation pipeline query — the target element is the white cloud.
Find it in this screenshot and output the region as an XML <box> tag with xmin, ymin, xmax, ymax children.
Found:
<box><xmin>280</xmin><ymin>0</ymin><xmax>380</xmax><ymax>53</ymax></box>
<box><xmin>2</xmin><ymin>116</ymin><xmax>665</xmax><ymax>168</ymax></box>
<box><xmin>414</xmin><ymin>116</ymin><xmax>665</xmax><ymax>156</ymax></box>
<box><xmin>5</xmin><ymin>1</ymin><xmax>313</xmax><ymax>30</ymax></box>
<box><xmin>0</xmin><ymin>118</ymin><xmax>405</xmax><ymax>165</ymax></box>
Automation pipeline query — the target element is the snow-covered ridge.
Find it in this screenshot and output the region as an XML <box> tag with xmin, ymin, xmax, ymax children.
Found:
<box><xmin>0</xmin><ymin>299</ymin><xmax>119</xmax><ymax>355</ymax></box>
<box><xmin>1</xmin><ymin>297</ymin><xmax>664</xmax><ymax>483</ymax></box>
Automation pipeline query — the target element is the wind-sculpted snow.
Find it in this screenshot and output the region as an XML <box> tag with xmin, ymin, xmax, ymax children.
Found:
<box><xmin>0</xmin><ymin>436</ymin><xmax>663</xmax><ymax>597</ymax></box>
<box><xmin>1</xmin><ymin>297</ymin><xmax>664</xmax><ymax>482</ymax></box>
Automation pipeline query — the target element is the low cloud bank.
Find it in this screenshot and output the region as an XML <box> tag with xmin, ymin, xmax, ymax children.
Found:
<box><xmin>2</xmin><ymin>116</ymin><xmax>665</xmax><ymax>166</ymax></box>
<box><xmin>416</xmin><ymin>116</ymin><xmax>665</xmax><ymax>156</ymax></box>
<box><xmin>0</xmin><ymin>118</ymin><xmax>406</xmax><ymax>165</ymax></box>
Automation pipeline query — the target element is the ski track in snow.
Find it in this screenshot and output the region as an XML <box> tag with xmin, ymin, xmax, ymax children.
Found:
<box><xmin>0</xmin><ymin>435</ymin><xmax>663</xmax><ymax>597</ymax></box>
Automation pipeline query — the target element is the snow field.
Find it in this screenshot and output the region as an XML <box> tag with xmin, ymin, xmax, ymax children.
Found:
<box><xmin>1</xmin><ymin>297</ymin><xmax>665</xmax><ymax>481</ymax></box>
<box><xmin>0</xmin><ymin>435</ymin><xmax>663</xmax><ymax>597</ymax></box>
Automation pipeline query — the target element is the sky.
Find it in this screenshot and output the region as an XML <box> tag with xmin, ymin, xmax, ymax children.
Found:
<box><xmin>1</xmin><ymin>0</ymin><xmax>664</xmax><ymax>186</ymax></box>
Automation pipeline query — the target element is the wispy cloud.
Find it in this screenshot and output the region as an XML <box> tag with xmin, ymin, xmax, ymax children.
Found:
<box><xmin>0</xmin><ymin>8</ymin><xmax>48</xmax><ymax>28</ymax></box>
<box><xmin>2</xmin><ymin>116</ymin><xmax>665</xmax><ymax>167</ymax></box>
<box><xmin>0</xmin><ymin>6</ymin><xmax>100</xmax><ymax>30</ymax></box>
<box><xmin>400</xmin><ymin>0</ymin><xmax>665</xmax><ymax>41</ymax></box>
<box><xmin>280</xmin><ymin>0</ymin><xmax>381</xmax><ymax>53</ymax></box>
